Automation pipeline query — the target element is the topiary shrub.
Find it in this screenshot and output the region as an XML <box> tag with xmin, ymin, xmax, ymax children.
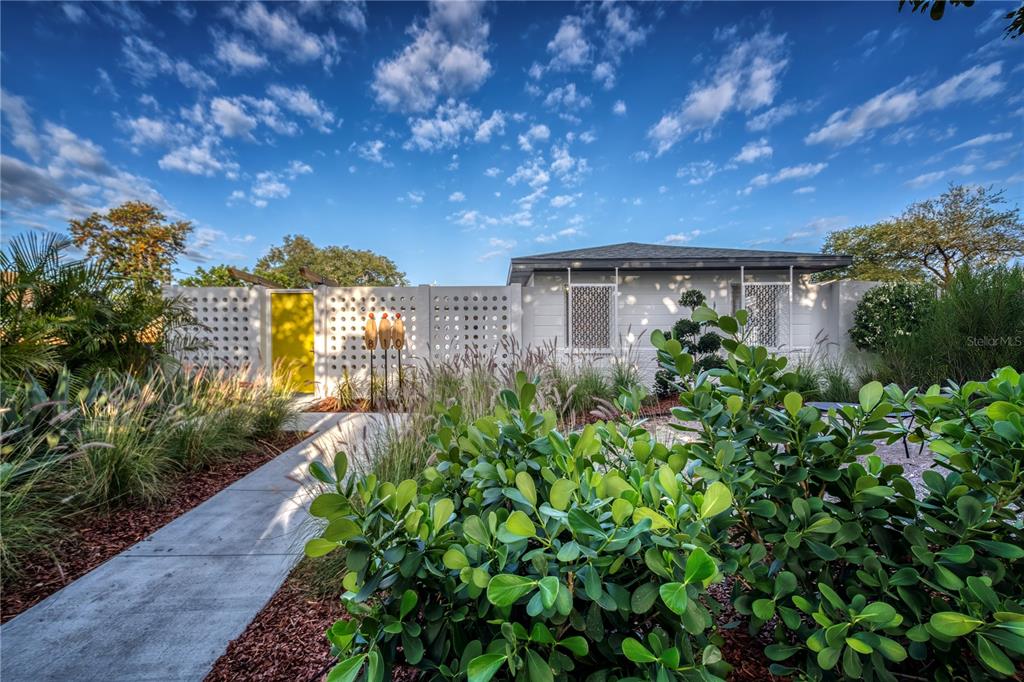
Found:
<box><xmin>849</xmin><ymin>282</ymin><xmax>935</xmax><ymax>353</ymax></box>
<box><xmin>305</xmin><ymin>380</ymin><xmax>735</xmax><ymax>681</ymax></box>
<box><xmin>652</xmin><ymin>305</ymin><xmax>1024</xmax><ymax>681</ymax></box>
<box><xmin>667</xmin><ymin>290</ymin><xmax>725</xmax><ymax>374</ymax></box>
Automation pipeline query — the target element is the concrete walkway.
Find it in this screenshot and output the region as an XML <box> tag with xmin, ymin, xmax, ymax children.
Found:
<box><xmin>1</xmin><ymin>412</ymin><xmax>394</xmax><ymax>681</ymax></box>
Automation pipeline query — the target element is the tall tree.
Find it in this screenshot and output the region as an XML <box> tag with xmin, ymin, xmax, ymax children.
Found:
<box><xmin>821</xmin><ymin>184</ymin><xmax>1024</xmax><ymax>286</ymax></box>
<box><xmin>178</xmin><ymin>264</ymin><xmax>246</xmax><ymax>287</ymax></box>
<box><xmin>254</xmin><ymin>234</ymin><xmax>407</xmax><ymax>288</ymax></box>
<box><xmin>69</xmin><ymin>201</ymin><xmax>192</xmax><ymax>287</ymax></box>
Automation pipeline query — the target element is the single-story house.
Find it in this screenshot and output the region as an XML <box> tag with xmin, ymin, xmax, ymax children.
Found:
<box><xmin>510</xmin><ymin>242</ymin><xmax>870</xmax><ymax>372</ymax></box>
<box><xmin>167</xmin><ymin>241</ymin><xmax>876</xmax><ymax>395</ymax></box>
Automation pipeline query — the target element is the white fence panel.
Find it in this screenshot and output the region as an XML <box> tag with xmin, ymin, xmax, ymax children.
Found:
<box><xmin>165</xmin><ymin>286</ymin><xmax>265</xmax><ymax>378</ymax></box>
<box><xmin>315</xmin><ymin>286</ymin><xmax>428</xmax><ymax>396</ymax></box>
<box><xmin>428</xmin><ymin>285</ymin><xmax>522</xmax><ymax>370</ymax></box>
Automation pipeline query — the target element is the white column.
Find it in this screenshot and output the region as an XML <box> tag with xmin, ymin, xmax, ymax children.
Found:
<box><xmin>789</xmin><ymin>266</ymin><xmax>794</xmax><ymax>349</ymax></box>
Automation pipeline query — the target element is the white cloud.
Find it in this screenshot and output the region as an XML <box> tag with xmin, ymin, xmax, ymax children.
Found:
<box><xmin>547</xmin><ymin>16</ymin><xmax>592</xmax><ymax>70</ymax></box>
<box><xmin>286</xmin><ymin>160</ymin><xmax>313</xmax><ymax>178</ymax></box>
<box><xmin>474</xmin><ymin>110</ymin><xmax>506</xmax><ymax>142</ymax></box>
<box><xmin>806</xmin><ymin>62</ymin><xmax>1005</xmax><ymax>146</ymax></box>
<box><xmin>214</xmin><ymin>34</ymin><xmax>269</xmax><ymax>73</ymax></box>
<box><xmin>484</xmin><ymin>166</ymin><xmax>502</xmax><ymax>178</ymax></box>
<box><xmin>94</xmin><ymin>68</ymin><xmax>119</xmax><ymax>100</ymax></box>
<box><xmin>579</xmin><ymin>130</ymin><xmax>597</xmax><ymax>144</ymax></box>
<box><xmin>352</xmin><ymin>139</ymin><xmax>389</xmax><ymax>165</ymax></box>
<box><xmin>906</xmin><ymin>163</ymin><xmax>975</xmax><ymax>188</ymax></box>
<box><xmin>543</xmin><ymin>5</ymin><xmax>649</xmax><ymax>89</ymax></box>
<box><xmin>648</xmin><ymin>29</ymin><xmax>787</xmax><ymax>155</ymax></box>
<box><xmin>121</xmin><ymin>37</ymin><xmax>215</xmax><ymax>90</ymax></box>
<box><xmin>550</xmin><ymin>193</ymin><xmax>581</xmax><ymax>208</ymax></box>
<box><xmin>612</xmin><ymin>100</ymin><xmax>627</xmax><ymax>116</ymax></box>
<box><xmin>745</xmin><ymin>162</ymin><xmax>827</xmax><ymax>193</ymax></box>
<box><xmin>676</xmin><ymin>160</ymin><xmax>725</xmax><ymax>185</ymax></box>
<box><xmin>159</xmin><ymin>140</ymin><xmax>236</xmax><ymax>177</ymax></box>
<box><xmin>448</xmin><ymin>191</ymin><xmax>466</xmax><ymax>202</ymax></box>
<box><xmin>507</xmin><ymin>157</ymin><xmax>550</xmax><ymax>188</ymax></box>
<box><xmin>62</xmin><ymin>2</ymin><xmax>88</xmax><ymax>23</ymax></box>
<box><xmin>372</xmin><ymin>0</ymin><xmax>492</xmax><ymax>113</ymax></box>
<box><xmin>125</xmin><ymin>116</ymin><xmax>171</xmax><ymax>147</ymax></box>
<box><xmin>406</xmin><ymin>99</ymin><xmax>481</xmax><ymax>151</ymax></box>
<box><xmin>536</xmin><ymin>226</ymin><xmax>583</xmax><ymax>243</ymax></box>
<box><xmin>1</xmin><ymin>90</ymin><xmax>43</xmax><ymax>162</ymax></box>
<box><xmin>267</xmin><ymin>84</ymin><xmax>336</xmax><ymax>133</ymax></box>
<box><xmin>746</xmin><ymin>100</ymin><xmax>806</xmax><ymax>131</ymax></box>
<box><xmin>211</xmin><ymin>97</ymin><xmax>258</xmax><ymax>138</ymax></box>
<box><xmin>226</xmin><ymin>1</ymin><xmax>339</xmax><ymax>69</ymax></box>
<box><xmin>517</xmin><ymin>123</ymin><xmax>550</xmax><ymax>152</ymax></box>
<box><xmin>950</xmin><ymin>131</ymin><xmax>1013</xmax><ymax>150</ymax></box>
<box><xmin>665</xmin><ymin>229</ymin><xmax>702</xmax><ymax>243</ymax></box>
<box><xmin>335</xmin><ymin>0</ymin><xmax>367</xmax><ymax>33</ymax></box>
<box><xmin>793</xmin><ymin>186</ymin><xmax>816</xmax><ymax>194</ymax></box>
<box><xmin>733</xmin><ymin>138</ymin><xmax>773</xmax><ymax>163</ymax></box>
<box><xmin>593</xmin><ymin>62</ymin><xmax>615</xmax><ymax>89</ymax></box>
<box><xmin>543</xmin><ymin>83</ymin><xmax>591</xmax><ymax>111</ymax></box>
<box><xmin>173</xmin><ymin>3</ymin><xmax>196</xmax><ymax>24</ymax></box>
<box><xmin>550</xmin><ymin>144</ymin><xmax>590</xmax><ymax>185</ymax></box>
<box><xmin>403</xmin><ymin>190</ymin><xmax>425</xmax><ymax>204</ymax></box>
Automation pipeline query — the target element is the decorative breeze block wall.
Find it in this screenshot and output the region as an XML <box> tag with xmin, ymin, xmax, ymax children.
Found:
<box><xmin>429</xmin><ymin>286</ymin><xmax>522</xmax><ymax>370</ymax></box>
<box><xmin>165</xmin><ymin>286</ymin><xmax>264</xmax><ymax>377</ymax></box>
<box><xmin>315</xmin><ymin>286</ymin><xmax>426</xmax><ymax>394</ymax></box>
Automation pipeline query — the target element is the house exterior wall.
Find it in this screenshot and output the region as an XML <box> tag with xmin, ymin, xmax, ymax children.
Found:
<box><xmin>522</xmin><ymin>269</ymin><xmax>877</xmax><ymax>384</ymax></box>
<box><xmin>167</xmin><ymin>275</ymin><xmax>878</xmax><ymax>395</ymax></box>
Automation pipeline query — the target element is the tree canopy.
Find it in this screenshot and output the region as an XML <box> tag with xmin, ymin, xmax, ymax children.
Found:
<box><xmin>820</xmin><ymin>184</ymin><xmax>1024</xmax><ymax>286</ymax></box>
<box><xmin>69</xmin><ymin>201</ymin><xmax>192</xmax><ymax>287</ymax></box>
<box><xmin>253</xmin><ymin>234</ymin><xmax>407</xmax><ymax>288</ymax></box>
<box><xmin>178</xmin><ymin>264</ymin><xmax>246</xmax><ymax>287</ymax></box>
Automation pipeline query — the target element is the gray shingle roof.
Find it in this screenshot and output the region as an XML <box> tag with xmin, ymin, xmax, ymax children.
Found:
<box><xmin>506</xmin><ymin>241</ymin><xmax>851</xmax><ymax>284</ymax></box>
<box><xmin>515</xmin><ymin>242</ymin><xmax>827</xmax><ymax>261</ymax></box>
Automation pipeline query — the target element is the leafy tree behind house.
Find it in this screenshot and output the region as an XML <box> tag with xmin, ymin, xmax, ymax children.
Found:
<box><xmin>253</xmin><ymin>234</ymin><xmax>408</xmax><ymax>288</ymax></box>
<box><xmin>178</xmin><ymin>264</ymin><xmax>246</xmax><ymax>287</ymax></box>
<box><xmin>820</xmin><ymin>184</ymin><xmax>1024</xmax><ymax>286</ymax></box>
<box><xmin>69</xmin><ymin>201</ymin><xmax>192</xmax><ymax>288</ymax></box>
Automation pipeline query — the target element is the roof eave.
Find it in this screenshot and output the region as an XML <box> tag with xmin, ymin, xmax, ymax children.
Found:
<box><xmin>507</xmin><ymin>254</ymin><xmax>852</xmax><ymax>281</ymax></box>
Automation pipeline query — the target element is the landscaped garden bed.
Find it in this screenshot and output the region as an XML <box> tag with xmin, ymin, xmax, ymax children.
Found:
<box><xmin>1</xmin><ymin>429</ymin><xmax>309</xmax><ymax>622</ymax></box>
<box><xmin>292</xmin><ymin>306</ymin><xmax>1023</xmax><ymax>682</ymax></box>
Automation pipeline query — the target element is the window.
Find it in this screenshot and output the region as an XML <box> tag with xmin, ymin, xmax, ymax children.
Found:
<box><xmin>567</xmin><ymin>284</ymin><xmax>614</xmax><ymax>349</ymax></box>
<box><xmin>731</xmin><ymin>282</ymin><xmax>791</xmax><ymax>348</ymax></box>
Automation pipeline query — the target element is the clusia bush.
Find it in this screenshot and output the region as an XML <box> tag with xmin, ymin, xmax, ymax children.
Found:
<box><xmin>653</xmin><ymin>305</ymin><xmax>1023</xmax><ymax>681</ymax></box>
<box><xmin>305</xmin><ymin>377</ymin><xmax>735</xmax><ymax>681</ymax></box>
<box><xmin>305</xmin><ymin>307</ymin><xmax>1023</xmax><ymax>681</ymax></box>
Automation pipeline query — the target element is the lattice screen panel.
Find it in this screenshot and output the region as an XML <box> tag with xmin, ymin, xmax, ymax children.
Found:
<box><xmin>732</xmin><ymin>283</ymin><xmax>791</xmax><ymax>349</ymax></box>
<box><xmin>569</xmin><ymin>285</ymin><xmax>614</xmax><ymax>349</ymax></box>
<box><xmin>317</xmin><ymin>288</ymin><xmax>423</xmax><ymax>387</ymax></box>
<box><xmin>430</xmin><ymin>287</ymin><xmax>518</xmax><ymax>367</ymax></box>
<box><xmin>167</xmin><ymin>287</ymin><xmax>263</xmax><ymax>376</ymax></box>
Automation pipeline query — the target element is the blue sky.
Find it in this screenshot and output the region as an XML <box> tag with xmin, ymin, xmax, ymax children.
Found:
<box><xmin>1</xmin><ymin>1</ymin><xmax>1021</xmax><ymax>285</ymax></box>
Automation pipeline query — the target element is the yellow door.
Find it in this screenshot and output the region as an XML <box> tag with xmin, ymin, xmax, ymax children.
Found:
<box><xmin>271</xmin><ymin>292</ymin><xmax>315</xmax><ymax>391</ymax></box>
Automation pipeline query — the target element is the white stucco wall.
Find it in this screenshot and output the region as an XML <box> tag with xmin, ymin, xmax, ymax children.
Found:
<box><xmin>521</xmin><ymin>270</ymin><xmax>878</xmax><ymax>385</ymax></box>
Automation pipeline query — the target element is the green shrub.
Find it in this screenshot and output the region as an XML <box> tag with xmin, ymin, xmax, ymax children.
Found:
<box><xmin>653</xmin><ymin>305</ymin><xmax>1024</xmax><ymax>681</ymax></box>
<box><xmin>68</xmin><ymin>378</ymin><xmax>176</xmax><ymax>506</ymax></box>
<box><xmin>306</xmin><ymin>380</ymin><xmax>734</xmax><ymax>681</ymax></box>
<box><xmin>878</xmin><ymin>267</ymin><xmax>1024</xmax><ymax>388</ymax></box>
<box><xmin>849</xmin><ymin>282</ymin><xmax>935</xmax><ymax>353</ymax></box>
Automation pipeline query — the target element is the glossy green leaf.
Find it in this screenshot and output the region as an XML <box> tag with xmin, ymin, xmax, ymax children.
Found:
<box><xmin>622</xmin><ymin>637</ymin><xmax>658</xmax><ymax>663</ymax></box>
<box><xmin>486</xmin><ymin>574</ymin><xmax>536</xmax><ymax>607</ymax></box>
<box><xmin>467</xmin><ymin>654</ymin><xmax>507</xmax><ymax>682</ymax></box>
<box><xmin>659</xmin><ymin>582</ymin><xmax>688</xmax><ymax>615</ymax></box>
<box><xmin>699</xmin><ymin>481</ymin><xmax>732</xmax><ymax>518</ymax></box>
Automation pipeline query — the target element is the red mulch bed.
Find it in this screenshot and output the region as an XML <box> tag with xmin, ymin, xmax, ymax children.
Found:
<box><xmin>0</xmin><ymin>431</ymin><xmax>309</xmax><ymax>623</ymax></box>
<box><xmin>208</xmin><ymin>565</ymin><xmax>777</xmax><ymax>682</ymax></box>
<box><xmin>206</xmin><ymin>561</ymin><xmax>345</xmax><ymax>682</ymax></box>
